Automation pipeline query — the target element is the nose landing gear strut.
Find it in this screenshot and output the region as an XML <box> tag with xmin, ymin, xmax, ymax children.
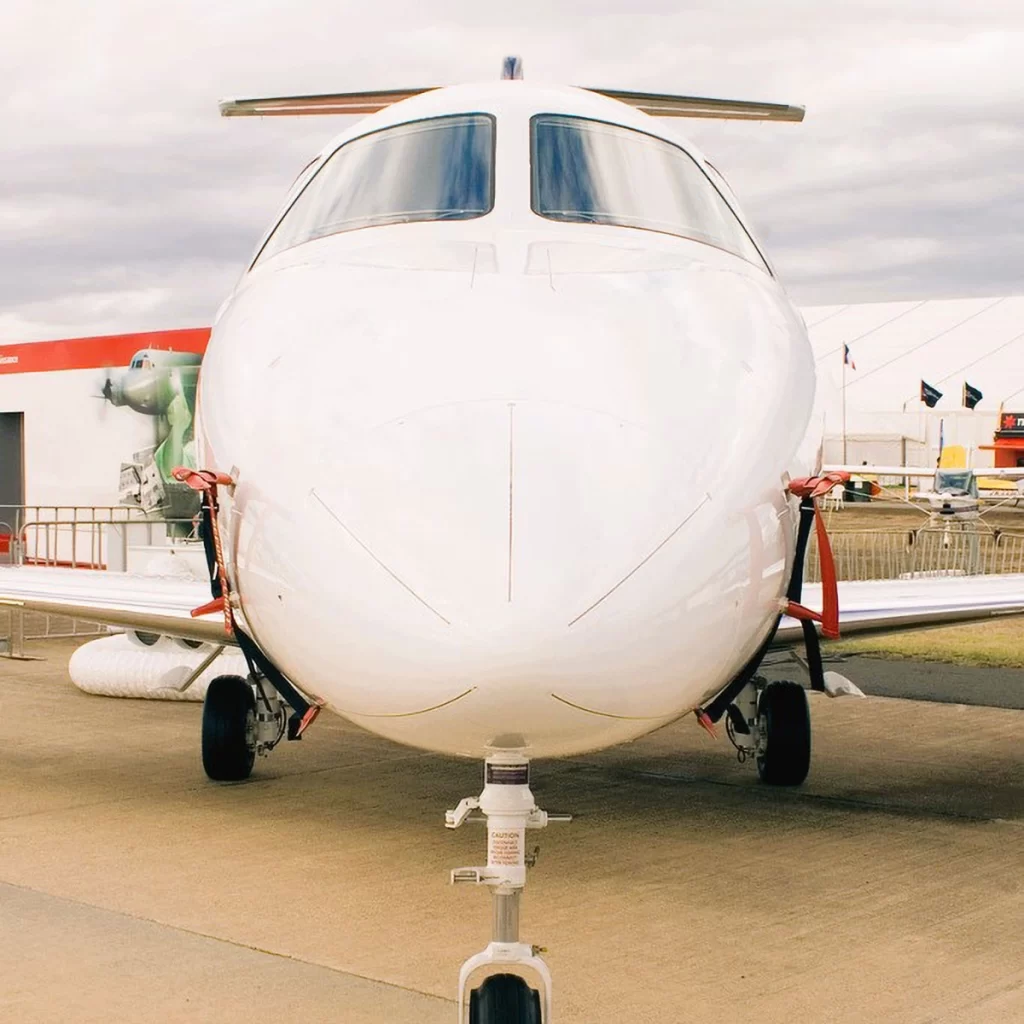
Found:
<box><xmin>446</xmin><ymin>754</ymin><xmax>571</xmax><ymax>1023</ymax></box>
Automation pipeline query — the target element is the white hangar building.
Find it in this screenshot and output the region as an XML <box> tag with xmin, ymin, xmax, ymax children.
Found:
<box><xmin>805</xmin><ymin>295</ymin><xmax>1024</xmax><ymax>467</ymax></box>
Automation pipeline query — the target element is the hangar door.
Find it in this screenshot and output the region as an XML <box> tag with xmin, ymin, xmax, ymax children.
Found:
<box><xmin>0</xmin><ymin>412</ymin><xmax>24</xmax><ymax>514</ymax></box>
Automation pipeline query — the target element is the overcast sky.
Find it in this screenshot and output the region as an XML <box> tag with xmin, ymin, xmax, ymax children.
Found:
<box><xmin>2</xmin><ymin>0</ymin><xmax>1022</xmax><ymax>342</ymax></box>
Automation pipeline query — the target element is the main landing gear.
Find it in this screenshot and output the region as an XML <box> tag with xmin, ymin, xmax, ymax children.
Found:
<box><xmin>172</xmin><ymin>465</ymin><xmax>322</xmax><ymax>783</ymax></box>
<box><xmin>446</xmin><ymin>754</ymin><xmax>571</xmax><ymax>1023</ymax></box>
<box><xmin>201</xmin><ymin>674</ymin><xmax>287</xmax><ymax>781</ymax></box>
<box><xmin>725</xmin><ymin>677</ymin><xmax>811</xmax><ymax>786</ymax></box>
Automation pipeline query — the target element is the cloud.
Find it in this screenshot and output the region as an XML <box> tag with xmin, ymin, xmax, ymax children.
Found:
<box><xmin>2</xmin><ymin>0</ymin><xmax>1023</xmax><ymax>339</ymax></box>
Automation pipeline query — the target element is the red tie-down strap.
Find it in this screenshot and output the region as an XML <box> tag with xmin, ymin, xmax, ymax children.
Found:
<box><xmin>785</xmin><ymin>473</ymin><xmax>849</xmax><ymax>641</ymax></box>
<box><xmin>787</xmin><ymin>472</ymin><xmax>848</xmax><ymax>501</ymax></box>
<box><xmin>173</xmin><ymin>468</ymin><xmax>235</xmax><ymax>491</ymax></box>
<box><xmin>172</xmin><ymin>466</ymin><xmax>235</xmax><ymax>634</ymax></box>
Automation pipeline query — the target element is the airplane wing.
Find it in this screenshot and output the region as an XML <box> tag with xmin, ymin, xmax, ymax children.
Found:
<box><xmin>3</xmin><ymin>565</ymin><xmax>1021</xmax><ymax>651</ymax></box>
<box><xmin>0</xmin><ymin>566</ymin><xmax>232</xmax><ymax>645</ymax></box>
<box><xmin>775</xmin><ymin>574</ymin><xmax>1024</xmax><ymax>644</ymax></box>
<box><xmin>825</xmin><ymin>465</ymin><xmax>935</xmax><ymax>478</ymax></box>
<box><xmin>825</xmin><ymin>464</ymin><xmax>1024</xmax><ymax>481</ymax></box>
<box><xmin>968</xmin><ymin>468</ymin><xmax>1024</xmax><ymax>479</ymax></box>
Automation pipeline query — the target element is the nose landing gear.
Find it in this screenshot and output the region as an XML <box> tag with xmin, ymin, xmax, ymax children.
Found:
<box><xmin>447</xmin><ymin>754</ymin><xmax>570</xmax><ymax>1023</ymax></box>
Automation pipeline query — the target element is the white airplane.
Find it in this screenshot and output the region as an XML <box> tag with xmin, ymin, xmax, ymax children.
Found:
<box><xmin>6</xmin><ymin>59</ymin><xmax>1024</xmax><ymax>1023</ymax></box>
<box><xmin>827</xmin><ymin>464</ymin><xmax>1024</xmax><ymax>521</ymax></box>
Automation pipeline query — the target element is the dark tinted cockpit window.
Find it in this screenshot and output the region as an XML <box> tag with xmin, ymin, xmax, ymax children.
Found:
<box><xmin>254</xmin><ymin>114</ymin><xmax>495</xmax><ymax>267</ymax></box>
<box><xmin>935</xmin><ymin>470</ymin><xmax>977</xmax><ymax>497</ymax></box>
<box><xmin>531</xmin><ymin>114</ymin><xmax>768</xmax><ymax>271</ymax></box>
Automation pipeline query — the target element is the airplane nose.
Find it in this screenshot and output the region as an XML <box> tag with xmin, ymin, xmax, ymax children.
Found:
<box><xmin>308</xmin><ymin>400</ymin><xmax>706</xmax><ymax>628</ymax></box>
<box><xmin>237</xmin><ymin>397</ymin><xmax>761</xmax><ymax>753</ymax></box>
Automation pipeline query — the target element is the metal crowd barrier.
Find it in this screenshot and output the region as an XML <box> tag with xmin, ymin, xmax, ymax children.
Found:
<box><xmin>806</xmin><ymin>527</ymin><xmax>1024</xmax><ymax>583</ymax></box>
<box><xmin>0</xmin><ymin>505</ymin><xmax>198</xmax><ymax>657</ymax></box>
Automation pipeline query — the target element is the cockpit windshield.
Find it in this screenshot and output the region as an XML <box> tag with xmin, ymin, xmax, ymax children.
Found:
<box><xmin>935</xmin><ymin>470</ymin><xmax>977</xmax><ymax>497</ymax></box>
<box><xmin>253</xmin><ymin>114</ymin><xmax>495</xmax><ymax>267</ymax></box>
<box><xmin>531</xmin><ymin>114</ymin><xmax>768</xmax><ymax>271</ymax></box>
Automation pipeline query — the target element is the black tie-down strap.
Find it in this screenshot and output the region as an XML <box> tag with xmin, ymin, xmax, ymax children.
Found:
<box><xmin>197</xmin><ymin>495</ymin><xmax>221</xmax><ymax>599</ymax></box>
<box><xmin>700</xmin><ymin>497</ymin><xmax>826</xmax><ymax>724</ymax></box>
<box><xmin>797</xmin><ymin>617</ymin><xmax>827</xmax><ymax>693</ymax></box>
<box><xmin>786</xmin><ymin>495</ymin><xmax>827</xmax><ymax>696</ymax></box>
<box><xmin>787</xmin><ymin>497</ymin><xmax>815</xmax><ymax>604</ymax></box>
<box><xmin>234</xmin><ymin>627</ymin><xmax>321</xmax><ymax>740</ymax></box>
<box><xmin>701</xmin><ymin>616</ymin><xmax>780</xmax><ymax>724</ymax></box>
<box><xmin>789</xmin><ymin>497</ymin><xmax>827</xmax><ymax>693</ymax></box>
<box><xmin>175</xmin><ymin>465</ymin><xmax>323</xmax><ymax>738</ymax></box>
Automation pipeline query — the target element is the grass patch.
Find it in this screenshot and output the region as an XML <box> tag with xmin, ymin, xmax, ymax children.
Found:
<box><xmin>827</xmin><ymin>617</ymin><xmax>1024</xmax><ymax>668</ymax></box>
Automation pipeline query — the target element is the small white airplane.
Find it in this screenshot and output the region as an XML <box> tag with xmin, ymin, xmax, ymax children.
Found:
<box><xmin>6</xmin><ymin>59</ymin><xmax>1024</xmax><ymax>1022</ymax></box>
<box><xmin>828</xmin><ymin>464</ymin><xmax>1024</xmax><ymax>522</ymax></box>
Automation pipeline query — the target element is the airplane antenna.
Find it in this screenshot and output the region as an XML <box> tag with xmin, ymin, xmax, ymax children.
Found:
<box><xmin>502</xmin><ymin>55</ymin><xmax>523</xmax><ymax>80</ymax></box>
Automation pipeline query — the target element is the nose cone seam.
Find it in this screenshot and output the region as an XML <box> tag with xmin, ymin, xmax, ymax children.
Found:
<box><xmin>310</xmin><ymin>488</ymin><xmax>451</xmax><ymax>626</ymax></box>
<box><xmin>549</xmin><ymin>691</ymin><xmax>674</xmax><ymax>721</ymax></box>
<box><xmin>567</xmin><ymin>491</ymin><xmax>712</xmax><ymax>627</ymax></box>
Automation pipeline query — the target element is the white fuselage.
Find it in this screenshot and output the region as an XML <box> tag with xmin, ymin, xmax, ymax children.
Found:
<box><xmin>195</xmin><ymin>83</ymin><xmax>818</xmax><ymax>759</ymax></box>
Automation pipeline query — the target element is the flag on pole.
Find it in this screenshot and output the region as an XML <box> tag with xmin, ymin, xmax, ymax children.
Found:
<box><xmin>963</xmin><ymin>381</ymin><xmax>983</xmax><ymax>409</ymax></box>
<box><xmin>920</xmin><ymin>380</ymin><xmax>943</xmax><ymax>408</ymax></box>
<box><xmin>843</xmin><ymin>344</ymin><xmax>856</xmax><ymax>370</ymax></box>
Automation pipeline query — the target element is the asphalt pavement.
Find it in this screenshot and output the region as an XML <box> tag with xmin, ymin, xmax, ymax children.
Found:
<box><xmin>1</xmin><ymin>638</ymin><xmax>1022</xmax><ymax>1023</ymax></box>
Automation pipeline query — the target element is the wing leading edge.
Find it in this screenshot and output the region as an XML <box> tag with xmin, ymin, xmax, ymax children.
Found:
<box><xmin>4</xmin><ymin>567</ymin><xmax>1022</xmax><ymax>655</ymax></box>
<box><xmin>776</xmin><ymin>574</ymin><xmax>1024</xmax><ymax>645</ymax></box>
<box><xmin>825</xmin><ymin>464</ymin><xmax>1024</xmax><ymax>481</ymax></box>
<box><xmin>0</xmin><ymin>566</ymin><xmax>231</xmax><ymax>646</ymax></box>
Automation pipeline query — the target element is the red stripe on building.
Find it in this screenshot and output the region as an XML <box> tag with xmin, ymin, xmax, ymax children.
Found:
<box><xmin>0</xmin><ymin>328</ymin><xmax>211</xmax><ymax>375</ymax></box>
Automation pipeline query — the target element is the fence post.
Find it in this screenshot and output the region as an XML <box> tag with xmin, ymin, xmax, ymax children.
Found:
<box><xmin>2</xmin><ymin>607</ymin><xmax>27</xmax><ymax>659</ymax></box>
<box><xmin>10</xmin><ymin>607</ymin><xmax>25</xmax><ymax>658</ymax></box>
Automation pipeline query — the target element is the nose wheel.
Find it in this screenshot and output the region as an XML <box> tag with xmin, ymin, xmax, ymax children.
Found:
<box><xmin>470</xmin><ymin>973</ymin><xmax>543</xmax><ymax>1024</ymax></box>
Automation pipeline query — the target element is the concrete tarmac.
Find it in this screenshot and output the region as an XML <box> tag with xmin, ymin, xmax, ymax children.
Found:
<box><xmin>1</xmin><ymin>639</ymin><xmax>1022</xmax><ymax>1023</ymax></box>
<box><xmin>823</xmin><ymin>654</ymin><xmax>1024</xmax><ymax>710</ymax></box>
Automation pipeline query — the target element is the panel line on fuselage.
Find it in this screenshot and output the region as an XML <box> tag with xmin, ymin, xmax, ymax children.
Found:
<box><xmin>310</xmin><ymin>488</ymin><xmax>451</xmax><ymax>625</ymax></box>
<box><xmin>548</xmin><ymin>692</ymin><xmax>672</xmax><ymax>721</ymax></box>
<box><xmin>566</xmin><ymin>492</ymin><xmax>712</xmax><ymax>627</ymax></box>
<box><xmin>335</xmin><ymin>686</ymin><xmax>477</xmax><ymax>718</ymax></box>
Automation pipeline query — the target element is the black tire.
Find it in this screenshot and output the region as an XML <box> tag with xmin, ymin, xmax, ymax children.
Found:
<box><xmin>202</xmin><ymin>675</ymin><xmax>256</xmax><ymax>781</ymax></box>
<box><xmin>469</xmin><ymin>974</ymin><xmax>542</xmax><ymax>1024</ymax></box>
<box><xmin>756</xmin><ymin>680</ymin><xmax>811</xmax><ymax>786</ymax></box>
